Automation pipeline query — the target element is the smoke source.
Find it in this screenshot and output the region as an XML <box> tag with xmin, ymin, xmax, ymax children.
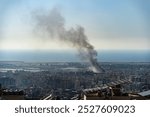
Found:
<box><xmin>33</xmin><ymin>8</ymin><xmax>104</xmax><ymax>73</ymax></box>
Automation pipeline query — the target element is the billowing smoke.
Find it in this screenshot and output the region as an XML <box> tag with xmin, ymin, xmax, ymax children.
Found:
<box><xmin>33</xmin><ymin>8</ymin><xmax>104</xmax><ymax>73</ymax></box>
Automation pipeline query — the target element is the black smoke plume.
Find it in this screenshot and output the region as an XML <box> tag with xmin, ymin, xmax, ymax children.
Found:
<box><xmin>33</xmin><ymin>8</ymin><xmax>104</xmax><ymax>73</ymax></box>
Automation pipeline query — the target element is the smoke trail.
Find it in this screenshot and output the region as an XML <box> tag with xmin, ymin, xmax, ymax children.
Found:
<box><xmin>33</xmin><ymin>8</ymin><xmax>103</xmax><ymax>73</ymax></box>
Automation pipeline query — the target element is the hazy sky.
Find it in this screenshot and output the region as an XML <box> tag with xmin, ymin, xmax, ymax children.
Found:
<box><xmin>0</xmin><ymin>0</ymin><xmax>150</xmax><ymax>51</ymax></box>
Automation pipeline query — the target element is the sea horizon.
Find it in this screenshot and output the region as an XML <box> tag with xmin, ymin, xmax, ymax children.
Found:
<box><xmin>0</xmin><ymin>50</ymin><xmax>150</xmax><ymax>62</ymax></box>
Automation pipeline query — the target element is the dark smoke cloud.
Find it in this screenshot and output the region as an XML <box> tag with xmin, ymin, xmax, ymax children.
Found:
<box><xmin>33</xmin><ymin>8</ymin><xmax>104</xmax><ymax>73</ymax></box>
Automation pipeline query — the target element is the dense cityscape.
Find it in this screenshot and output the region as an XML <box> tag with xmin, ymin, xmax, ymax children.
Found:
<box><xmin>0</xmin><ymin>61</ymin><xmax>150</xmax><ymax>100</ymax></box>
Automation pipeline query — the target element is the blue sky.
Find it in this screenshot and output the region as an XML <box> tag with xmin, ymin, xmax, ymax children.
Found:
<box><xmin>0</xmin><ymin>0</ymin><xmax>150</xmax><ymax>51</ymax></box>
